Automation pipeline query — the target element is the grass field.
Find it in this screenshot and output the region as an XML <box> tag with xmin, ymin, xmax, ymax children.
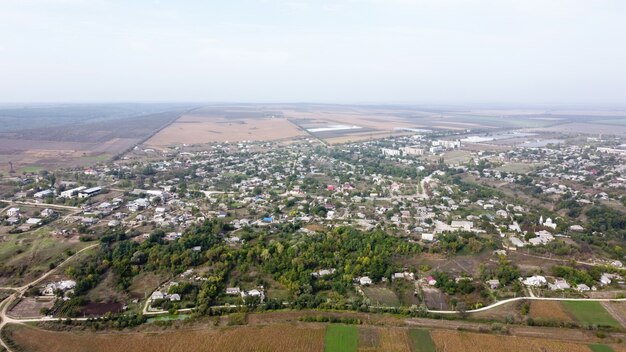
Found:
<box><xmin>589</xmin><ymin>344</ymin><xmax>615</xmax><ymax>352</ymax></box>
<box><xmin>408</xmin><ymin>329</ymin><xmax>436</xmax><ymax>352</ymax></box>
<box><xmin>561</xmin><ymin>301</ymin><xmax>621</xmax><ymax>328</ymax></box>
<box><xmin>325</xmin><ymin>325</ymin><xmax>358</xmax><ymax>352</ymax></box>
<box><xmin>0</xmin><ymin>227</ymin><xmax>92</xmax><ymax>286</ymax></box>
<box><xmin>362</xmin><ymin>287</ymin><xmax>401</xmax><ymax>307</ymax></box>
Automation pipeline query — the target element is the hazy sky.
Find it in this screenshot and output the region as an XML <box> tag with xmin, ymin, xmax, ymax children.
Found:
<box><xmin>1</xmin><ymin>0</ymin><xmax>625</xmax><ymax>104</ymax></box>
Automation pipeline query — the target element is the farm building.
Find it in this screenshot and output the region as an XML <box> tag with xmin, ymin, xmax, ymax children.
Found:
<box><xmin>78</xmin><ymin>187</ymin><xmax>102</xmax><ymax>198</ymax></box>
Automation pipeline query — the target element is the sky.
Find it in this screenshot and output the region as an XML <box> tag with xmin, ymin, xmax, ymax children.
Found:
<box><xmin>1</xmin><ymin>0</ymin><xmax>625</xmax><ymax>104</ymax></box>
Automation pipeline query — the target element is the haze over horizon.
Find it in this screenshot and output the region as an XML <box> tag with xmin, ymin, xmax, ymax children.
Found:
<box><xmin>1</xmin><ymin>0</ymin><xmax>625</xmax><ymax>105</ymax></box>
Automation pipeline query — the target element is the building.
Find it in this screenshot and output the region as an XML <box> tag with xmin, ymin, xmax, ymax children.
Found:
<box><xmin>6</xmin><ymin>207</ymin><xmax>20</xmax><ymax>217</ymax></box>
<box><xmin>60</xmin><ymin>186</ymin><xmax>87</xmax><ymax>198</ymax></box>
<box><xmin>33</xmin><ymin>189</ymin><xmax>54</xmax><ymax>198</ymax></box>
<box><xmin>401</xmin><ymin>146</ymin><xmax>425</xmax><ymax>156</ymax></box>
<box><xmin>381</xmin><ymin>148</ymin><xmax>401</xmax><ymax>157</ymax></box>
<box><xmin>522</xmin><ymin>275</ymin><xmax>547</xmax><ymax>287</ymax></box>
<box><xmin>78</xmin><ymin>187</ymin><xmax>102</xmax><ymax>198</ymax></box>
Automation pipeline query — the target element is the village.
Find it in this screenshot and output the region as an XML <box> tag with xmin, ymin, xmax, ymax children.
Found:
<box><xmin>0</xmin><ymin>128</ymin><xmax>625</xmax><ymax>324</ymax></box>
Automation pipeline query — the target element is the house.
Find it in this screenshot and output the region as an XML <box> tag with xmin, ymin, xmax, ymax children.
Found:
<box><xmin>486</xmin><ymin>279</ymin><xmax>500</xmax><ymax>289</ymax></box>
<box><xmin>312</xmin><ymin>269</ymin><xmax>336</xmax><ymax>278</ymax></box>
<box><xmin>226</xmin><ymin>287</ymin><xmax>241</xmax><ymax>295</ymax></box>
<box><xmin>169</xmin><ymin>294</ymin><xmax>181</xmax><ymax>301</ymax></box>
<box><xmin>510</xmin><ymin>236</ymin><xmax>525</xmax><ymax>248</ymax></box>
<box><xmin>6</xmin><ymin>207</ymin><xmax>20</xmax><ymax>217</ymax></box>
<box><xmin>358</xmin><ymin>276</ymin><xmax>373</xmax><ymax>286</ymax></box>
<box><xmin>26</xmin><ymin>218</ymin><xmax>42</xmax><ymax>226</ymax></box>
<box><xmin>41</xmin><ymin>208</ymin><xmax>56</xmax><ymax>218</ymax></box>
<box><xmin>42</xmin><ymin>280</ymin><xmax>76</xmax><ymax>296</ymax></box>
<box><xmin>392</xmin><ymin>272</ymin><xmax>415</xmax><ymax>281</ymax></box>
<box><xmin>450</xmin><ymin>220</ymin><xmax>473</xmax><ymax>231</ymax></box>
<box><xmin>522</xmin><ymin>275</ymin><xmax>547</xmax><ymax>287</ymax></box>
<box><xmin>548</xmin><ymin>278</ymin><xmax>570</xmax><ymax>291</ymax></box>
<box><xmin>421</xmin><ymin>233</ymin><xmax>434</xmax><ymax>242</ymax></box>
<box><xmin>529</xmin><ymin>230</ymin><xmax>555</xmax><ymax>246</ymax></box>
<box><xmin>575</xmin><ymin>283</ymin><xmax>590</xmax><ymax>292</ymax></box>
<box><xmin>150</xmin><ymin>291</ymin><xmax>165</xmax><ymax>300</ymax></box>
<box><xmin>6</xmin><ymin>217</ymin><xmax>19</xmax><ymax>225</ymax></box>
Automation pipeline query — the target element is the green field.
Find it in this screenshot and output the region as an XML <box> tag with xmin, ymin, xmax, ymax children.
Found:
<box><xmin>561</xmin><ymin>301</ymin><xmax>621</xmax><ymax>328</ymax></box>
<box><xmin>325</xmin><ymin>325</ymin><xmax>358</xmax><ymax>352</ymax></box>
<box><xmin>408</xmin><ymin>329</ymin><xmax>436</xmax><ymax>352</ymax></box>
<box><xmin>588</xmin><ymin>344</ymin><xmax>615</xmax><ymax>352</ymax></box>
<box><xmin>362</xmin><ymin>287</ymin><xmax>400</xmax><ymax>307</ymax></box>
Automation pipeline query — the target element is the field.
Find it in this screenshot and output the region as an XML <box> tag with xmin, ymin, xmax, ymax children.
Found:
<box><xmin>7</xmin><ymin>318</ymin><xmax>626</xmax><ymax>352</ymax></box>
<box><xmin>0</xmin><ymin>227</ymin><xmax>92</xmax><ymax>286</ymax></box>
<box><xmin>7</xmin><ymin>297</ymin><xmax>54</xmax><ymax>318</ymax></box>
<box><xmin>589</xmin><ymin>345</ymin><xmax>616</xmax><ymax>352</ymax></box>
<box><xmin>4</xmin><ymin>323</ymin><xmax>326</xmax><ymax>352</ymax></box>
<box><xmin>603</xmin><ymin>302</ymin><xmax>626</xmax><ymax>328</ymax></box>
<box><xmin>408</xmin><ymin>329</ymin><xmax>436</xmax><ymax>352</ymax></box>
<box><xmin>529</xmin><ymin>301</ymin><xmax>577</xmax><ymax>324</ymax></box>
<box><xmin>362</xmin><ymin>287</ymin><xmax>401</xmax><ymax>307</ymax></box>
<box><xmin>430</xmin><ymin>329</ymin><xmax>597</xmax><ymax>352</ymax></box>
<box><xmin>561</xmin><ymin>301</ymin><xmax>622</xmax><ymax>329</ymax></box>
<box><xmin>147</xmin><ymin>113</ymin><xmax>307</xmax><ymax>146</ymax></box>
<box><xmin>325</xmin><ymin>324</ymin><xmax>358</xmax><ymax>352</ymax></box>
<box><xmin>0</xmin><ymin>104</ymin><xmax>191</xmax><ymax>173</ymax></box>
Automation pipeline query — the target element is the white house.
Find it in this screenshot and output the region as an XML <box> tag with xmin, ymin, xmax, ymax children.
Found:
<box><xmin>522</xmin><ymin>275</ymin><xmax>547</xmax><ymax>287</ymax></box>
<box><xmin>358</xmin><ymin>276</ymin><xmax>373</xmax><ymax>286</ymax></box>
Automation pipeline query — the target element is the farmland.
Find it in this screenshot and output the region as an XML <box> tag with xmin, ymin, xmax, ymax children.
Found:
<box><xmin>529</xmin><ymin>301</ymin><xmax>577</xmax><ymax>324</ymax></box>
<box><xmin>430</xmin><ymin>330</ymin><xmax>599</xmax><ymax>352</ymax></box>
<box><xmin>0</xmin><ymin>104</ymin><xmax>193</xmax><ymax>173</ymax></box>
<box><xmin>3</xmin><ymin>323</ymin><xmax>326</xmax><ymax>352</ymax></box>
<box><xmin>561</xmin><ymin>301</ymin><xmax>622</xmax><ymax>329</ymax></box>
<box><xmin>146</xmin><ymin>112</ymin><xmax>306</xmax><ymax>146</ymax></box>
<box><xmin>325</xmin><ymin>324</ymin><xmax>358</xmax><ymax>352</ymax></box>
<box><xmin>6</xmin><ymin>321</ymin><xmax>626</xmax><ymax>352</ymax></box>
<box><xmin>408</xmin><ymin>329</ymin><xmax>436</xmax><ymax>352</ymax></box>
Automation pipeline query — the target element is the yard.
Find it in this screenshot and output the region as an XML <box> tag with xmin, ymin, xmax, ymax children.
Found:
<box><xmin>362</xmin><ymin>286</ymin><xmax>401</xmax><ymax>307</ymax></box>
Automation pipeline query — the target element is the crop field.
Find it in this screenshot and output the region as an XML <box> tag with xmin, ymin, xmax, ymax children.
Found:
<box><xmin>589</xmin><ymin>344</ymin><xmax>615</xmax><ymax>352</ymax></box>
<box><xmin>0</xmin><ymin>105</ymin><xmax>189</xmax><ymax>173</ymax></box>
<box><xmin>0</xmin><ymin>227</ymin><xmax>92</xmax><ymax>286</ymax></box>
<box><xmin>529</xmin><ymin>301</ymin><xmax>576</xmax><ymax>324</ymax></box>
<box><xmin>325</xmin><ymin>324</ymin><xmax>358</xmax><ymax>352</ymax></box>
<box><xmin>408</xmin><ymin>329</ymin><xmax>436</xmax><ymax>352</ymax></box>
<box><xmin>146</xmin><ymin>111</ymin><xmax>306</xmax><ymax>146</ymax></box>
<box><xmin>430</xmin><ymin>330</ymin><xmax>596</xmax><ymax>352</ymax></box>
<box><xmin>4</xmin><ymin>323</ymin><xmax>326</xmax><ymax>352</ymax></box>
<box><xmin>362</xmin><ymin>287</ymin><xmax>401</xmax><ymax>307</ymax></box>
<box><xmin>561</xmin><ymin>301</ymin><xmax>621</xmax><ymax>328</ymax></box>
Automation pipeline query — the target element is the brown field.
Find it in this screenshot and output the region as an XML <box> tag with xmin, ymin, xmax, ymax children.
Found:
<box><xmin>146</xmin><ymin>114</ymin><xmax>307</xmax><ymax>146</ymax></box>
<box><xmin>7</xmin><ymin>297</ymin><xmax>54</xmax><ymax>319</ymax></box>
<box><xmin>4</xmin><ymin>323</ymin><xmax>326</xmax><ymax>352</ymax></box>
<box><xmin>529</xmin><ymin>301</ymin><xmax>576</xmax><ymax>323</ymax></box>
<box><xmin>430</xmin><ymin>329</ymin><xmax>594</xmax><ymax>352</ymax></box>
<box><xmin>0</xmin><ymin>109</ymin><xmax>183</xmax><ymax>173</ymax></box>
